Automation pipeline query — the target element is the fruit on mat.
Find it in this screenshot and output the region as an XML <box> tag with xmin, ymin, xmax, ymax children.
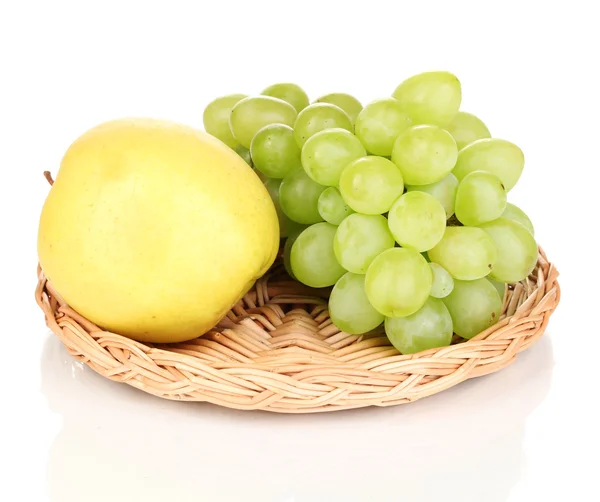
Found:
<box><xmin>279</xmin><ymin>167</ymin><xmax>326</xmax><ymax>225</ymax></box>
<box><xmin>385</xmin><ymin>297</ymin><xmax>453</xmax><ymax>354</ymax></box>
<box><xmin>446</xmin><ymin>111</ymin><xmax>490</xmax><ymax>150</ymax></box>
<box><xmin>301</xmin><ymin>128</ymin><xmax>366</xmax><ymax>186</ymax></box>
<box><xmin>262</xmin><ymin>177</ymin><xmax>302</xmax><ymax>239</ymax></box>
<box><xmin>38</xmin><ymin>119</ymin><xmax>279</xmax><ymax>343</ymax></box>
<box><xmin>454</xmin><ymin>170</ymin><xmax>507</xmax><ymax>226</ymax></box>
<box><xmin>392</xmin><ymin>71</ymin><xmax>462</xmax><ymax>126</ymax></box>
<box><xmin>318</xmin><ymin>187</ymin><xmax>354</xmax><ymax>225</ymax></box>
<box><xmin>234</xmin><ymin>144</ymin><xmax>253</xmax><ymax>167</ymax></box>
<box><xmin>488</xmin><ymin>278</ymin><xmax>507</xmax><ymax>300</ymax></box>
<box><xmin>502</xmin><ymin>203</ymin><xmax>534</xmax><ymax>235</ymax></box>
<box><xmin>391</xmin><ymin>125</ymin><xmax>458</xmax><ymax>186</ymax></box>
<box><xmin>479</xmin><ymin>218</ymin><xmax>538</xmax><ymax>283</ymax></box>
<box><xmin>202</xmin><ymin>94</ymin><xmax>247</xmax><ymax>149</ymax></box>
<box><xmin>453</xmin><ymin>138</ymin><xmax>524</xmax><ymax>191</ymax></box>
<box><xmin>261</xmin><ymin>83</ymin><xmax>310</xmax><ymax>113</ymax></box>
<box><xmin>250</xmin><ymin>124</ymin><xmax>301</xmax><ymax>179</ymax></box>
<box><xmin>230</xmin><ymin>96</ymin><xmax>297</xmax><ymax>149</ymax></box>
<box><xmin>443</xmin><ymin>278</ymin><xmax>503</xmax><ymax>339</ymax></box>
<box><xmin>365</xmin><ymin>248</ymin><xmax>433</xmax><ymax>318</ymax></box>
<box><xmin>428</xmin><ymin>226</ymin><xmax>497</xmax><ymax>281</ymax></box>
<box><xmin>293</xmin><ymin>103</ymin><xmax>353</xmax><ymax>148</ymax></box>
<box><xmin>429</xmin><ymin>263</ymin><xmax>454</xmax><ymax>299</ymax></box>
<box><xmin>406</xmin><ymin>173</ymin><xmax>459</xmax><ymax>220</ymax></box>
<box><xmin>200</xmin><ymin>70</ymin><xmax>539</xmax><ymax>354</ymax></box>
<box><xmin>314</xmin><ymin>93</ymin><xmax>363</xmax><ymax>126</ymax></box>
<box><xmin>283</xmin><ymin>225</ymin><xmax>306</xmax><ymax>280</ymax></box>
<box><xmin>290</xmin><ymin>222</ymin><xmax>346</xmax><ymax>288</ymax></box>
<box><xmin>387</xmin><ymin>191</ymin><xmax>447</xmax><ymax>252</ymax></box>
<box><xmin>329</xmin><ymin>272</ymin><xmax>384</xmax><ymax>335</ymax></box>
<box><xmin>41</xmin><ymin>72</ymin><xmax>538</xmax><ymax>353</ymax></box>
<box><xmin>354</xmin><ymin>98</ymin><xmax>412</xmax><ymax>156</ymax></box>
<box><xmin>333</xmin><ymin>213</ymin><xmax>395</xmax><ymax>274</ymax></box>
<box><xmin>339</xmin><ymin>156</ymin><xmax>404</xmax><ymax>215</ymax></box>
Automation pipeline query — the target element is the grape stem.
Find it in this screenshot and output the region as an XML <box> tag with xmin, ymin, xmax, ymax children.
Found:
<box><xmin>44</xmin><ymin>171</ymin><xmax>54</xmax><ymax>186</ymax></box>
<box><xmin>447</xmin><ymin>214</ymin><xmax>463</xmax><ymax>226</ymax></box>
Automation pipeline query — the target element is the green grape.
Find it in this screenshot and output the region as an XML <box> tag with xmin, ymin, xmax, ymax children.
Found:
<box><xmin>285</xmin><ymin>219</ymin><xmax>308</xmax><ymax>240</ymax></box>
<box><xmin>290</xmin><ymin>223</ymin><xmax>346</xmax><ymax>287</ymax></box>
<box><xmin>262</xmin><ymin>177</ymin><xmax>285</xmax><ymax>234</ymax></box>
<box><xmin>354</xmin><ymin>98</ymin><xmax>412</xmax><ymax>156</ymax></box>
<box><xmin>391</xmin><ymin>125</ymin><xmax>458</xmax><ymax>185</ymax></box>
<box><xmin>392</xmin><ymin>71</ymin><xmax>461</xmax><ymax>126</ymax></box>
<box><xmin>263</xmin><ymin>177</ymin><xmax>302</xmax><ymax>238</ymax></box>
<box><xmin>203</xmin><ymin>94</ymin><xmax>248</xmax><ymax>149</ymax></box>
<box><xmin>250</xmin><ymin>124</ymin><xmax>300</xmax><ymax>178</ymax></box>
<box><xmin>261</xmin><ymin>83</ymin><xmax>310</xmax><ymax>113</ymax></box>
<box><xmin>234</xmin><ymin>144</ymin><xmax>253</xmax><ymax>167</ymax></box>
<box><xmin>339</xmin><ymin>156</ymin><xmax>404</xmax><ymax>214</ymax></box>
<box><xmin>446</xmin><ymin>111</ymin><xmax>491</xmax><ymax>150</ymax></box>
<box><xmin>283</xmin><ymin>237</ymin><xmax>296</xmax><ymax>279</ymax></box>
<box><xmin>429</xmin><ymin>263</ymin><xmax>454</xmax><ymax>298</ymax></box>
<box><xmin>329</xmin><ymin>272</ymin><xmax>384</xmax><ymax>335</ymax></box>
<box><xmin>283</xmin><ymin>226</ymin><xmax>307</xmax><ymax>279</ymax></box>
<box><xmin>293</xmin><ymin>103</ymin><xmax>353</xmax><ymax>147</ymax></box>
<box><xmin>387</xmin><ymin>191</ymin><xmax>446</xmax><ymax>252</ymax></box>
<box><xmin>443</xmin><ymin>278</ymin><xmax>502</xmax><ymax>339</ymax></box>
<box><xmin>385</xmin><ymin>298</ymin><xmax>453</xmax><ymax>354</ymax></box>
<box><xmin>479</xmin><ymin>218</ymin><xmax>538</xmax><ymax>283</ymax></box>
<box><xmin>502</xmin><ymin>203</ymin><xmax>535</xmax><ymax>236</ymax></box>
<box><xmin>262</xmin><ymin>176</ymin><xmax>281</xmax><ymax>197</ymax></box>
<box><xmin>455</xmin><ymin>171</ymin><xmax>507</xmax><ymax>226</ymax></box>
<box><xmin>428</xmin><ymin>226</ymin><xmax>497</xmax><ymax>280</ymax></box>
<box><xmin>453</xmin><ymin>138</ymin><xmax>524</xmax><ymax>191</ymax></box>
<box><xmin>301</xmin><ymin>128</ymin><xmax>366</xmax><ymax>186</ymax></box>
<box><xmin>488</xmin><ymin>278</ymin><xmax>507</xmax><ymax>301</ymax></box>
<box><xmin>407</xmin><ymin>173</ymin><xmax>459</xmax><ymax>219</ymax></box>
<box><xmin>314</xmin><ymin>93</ymin><xmax>363</xmax><ymax>126</ymax></box>
<box><xmin>229</xmin><ymin>96</ymin><xmax>297</xmax><ymax>149</ymax></box>
<box><xmin>365</xmin><ymin>248</ymin><xmax>432</xmax><ymax>318</ymax></box>
<box><xmin>334</xmin><ymin>213</ymin><xmax>395</xmax><ymax>274</ymax></box>
<box><xmin>318</xmin><ymin>187</ymin><xmax>354</xmax><ymax>225</ymax></box>
<box><xmin>279</xmin><ymin>168</ymin><xmax>326</xmax><ymax>224</ymax></box>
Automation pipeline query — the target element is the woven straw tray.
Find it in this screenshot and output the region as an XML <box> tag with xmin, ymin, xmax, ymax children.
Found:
<box><xmin>36</xmin><ymin>247</ymin><xmax>559</xmax><ymax>413</ymax></box>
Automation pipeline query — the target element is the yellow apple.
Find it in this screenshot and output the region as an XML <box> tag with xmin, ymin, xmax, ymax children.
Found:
<box><xmin>38</xmin><ymin>118</ymin><xmax>279</xmax><ymax>343</ymax></box>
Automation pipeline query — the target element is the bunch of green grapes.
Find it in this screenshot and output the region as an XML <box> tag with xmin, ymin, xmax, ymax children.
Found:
<box><xmin>202</xmin><ymin>71</ymin><xmax>538</xmax><ymax>355</ymax></box>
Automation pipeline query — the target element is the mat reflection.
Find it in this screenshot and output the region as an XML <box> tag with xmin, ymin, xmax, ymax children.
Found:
<box><xmin>41</xmin><ymin>333</ymin><xmax>554</xmax><ymax>502</ymax></box>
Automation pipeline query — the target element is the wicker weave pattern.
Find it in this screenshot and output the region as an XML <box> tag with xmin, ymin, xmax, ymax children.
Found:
<box><xmin>36</xmin><ymin>249</ymin><xmax>559</xmax><ymax>413</ymax></box>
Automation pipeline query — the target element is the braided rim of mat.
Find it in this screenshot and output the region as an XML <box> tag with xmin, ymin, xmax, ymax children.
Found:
<box><xmin>36</xmin><ymin>247</ymin><xmax>560</xmax><ymax>413</ymax></box>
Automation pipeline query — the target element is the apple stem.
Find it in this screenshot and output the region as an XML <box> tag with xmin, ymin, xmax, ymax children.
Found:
<box><xmin>44</xmin><ymin>171</ymin><xmax>54</xmax><ymax>186</ymax></box>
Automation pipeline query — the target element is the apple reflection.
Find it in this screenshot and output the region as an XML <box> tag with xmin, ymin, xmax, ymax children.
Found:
<box><xmin>41</xmin><ymin>332</ymin><xmax>554</xmax><ymax>502</ymax></box>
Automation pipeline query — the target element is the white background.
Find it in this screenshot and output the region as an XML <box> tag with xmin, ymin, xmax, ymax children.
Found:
<box><xmin>1</xmin><ymin>1</ymin><xmax>599</xmax><ymax>500</ymax></box>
